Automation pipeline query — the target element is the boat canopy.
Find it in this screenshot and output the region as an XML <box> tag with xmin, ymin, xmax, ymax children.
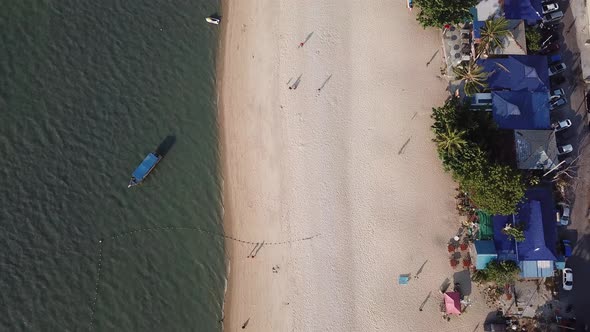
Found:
<box><xmin>132</xmin><ymin>153</ymin><xmax>160</xmax><ymax>181</ymax></box>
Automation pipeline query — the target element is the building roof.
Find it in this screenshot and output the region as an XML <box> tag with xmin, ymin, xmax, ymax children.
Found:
<box><xmin>517</xmin><ymin>200</ymin><xmax>557</xmax><ymax>261</ymax></box>
<box><xmin>520</xmin><ymin>260</ymin><xmax>554</xmax><ymax>278</ymax></box>
<box><xmin>492</xmin><ymin>214</ymin><xmax>518</xmax><ymax>261</ymax></box>
<box><xmin>514</xmin><ymin>129</ymin><xmax>558</xmax><ymax>170</ymax></box>
<box><xmin>478</xmin><ymin>210</ymin><xmax>494</xmax><ymax>240</ymax></box>
<box><xmin>473</xmin><ymin>0</ymin><xmax>502</xmax><ymax>22</ymax></box>
<box><xmin>473</xmin><ymin>240</ymin><xmax>498</xmax><ymax>269</ymax></box>
<box><xmin>504</xmin><ymin>0</ymin><xmax>542</xmax><ymax>24</ymax></box>
<box><xmin>492</xmin><ymin>91</ymin><xmax>550</xmax><ymax>129</ymax></box>
<box><xmin>479</xmin><ymin>56</ymin><xmax>550</xmax><ymax>92</ymax></box>
<box><xmin>473</xmin><ymin>20</ymin><xmax>527</xmax><ymax>55</ymax></box>
<box><xmin>492</xmin><ymin>186</ymin><xmax>558</xmax><ymax>273</ymax></box>
<box><xmin>502</xmin><ymin>20</ymin><xmax>527</xmax><ymax>55</ymax></box>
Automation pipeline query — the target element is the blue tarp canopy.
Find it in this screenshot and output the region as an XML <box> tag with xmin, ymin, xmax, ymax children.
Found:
<box><xmin>474</xmin><ymin>240</ymin><xmax>498</xmax><ymax>269</ymax></box>
<box><xmin>479</xmin><ymin>56</ymin><xmax>550</xmax><ymax>92</ymax></box>
<box><xmin>517</xmin><ymin>200</ymin><xmax>557</xmax><ymax>261</ymax></box>
<box><xmin>504</xmin><ymin>0</ymin><xmax>542</xmax><ymax>24</ymax></box>
<box><xmin>492</xmin><ymin>214</ymin><xmax>518</xmax><ymax>261</ymax></box>
<box><xmin>473</xmin><ymin>20</ymin><xmax>485</xmax><ymax>39</ymax></box>
<box><xmin>492</xmin><ymin>186</ymin><xmax>558</xmax><ymax>277</ymax></box>
<box><xmin>492</xmin><ymin>91</ymin><xmax>550</xmax><ymax>129</ymax></box>
<box><xmin>132</xmin><ymin>153</ymin><xmax>159</xmax><ymax>180</ymax></box>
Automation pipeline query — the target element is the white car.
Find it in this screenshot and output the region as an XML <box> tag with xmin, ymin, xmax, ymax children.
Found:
<box><xmin>557</xmin><ymin>203</ymin><xmax>571</xmax><ymax>226</ymax></box>
<box><xmin>553</xmin><ymin>119</ymin><xmax>572</xmax><ymax>131</ymax></box>
<box><xmin>557</xmin><ymin>144</ymin><xmax>573</xmax><ymax>156</ymax></box>
<box><xmin>542</xmin><ymin>3</ymin><xmax>559</xmax><ymax>14</ymax></box>
<box><xmin>549</xmin><ymin>62</ymin><xmax>567</xmax><ymax>76</ymax></box>
<box><xmin>563</xmin><ymin>268</ymin><xmax>573</xmax><ymax>291</ymax></box>
<box><xmin>543</xmin><ymin>11</ymin><xmax>564</xmax><ymax>23</ymax></box>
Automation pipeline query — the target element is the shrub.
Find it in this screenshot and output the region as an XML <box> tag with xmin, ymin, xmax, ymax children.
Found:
<box><xmin>502</xmin><ymin>224</ymin><xmax>526</xmax><ymax>242</ymax></box>
<box><xmin>413</xmin><ymin>0</ymin><xmax>478</xmax><ymax>28</ymax></box>
<box><xmin>473</xmin><ymin>260</ymin><xmax>520</xmax><ymax>286</ymax></box>
<box><xmin>525</xmin><ymin>26</ymin><xmax>542</xmax><ymax>53</ymax></box>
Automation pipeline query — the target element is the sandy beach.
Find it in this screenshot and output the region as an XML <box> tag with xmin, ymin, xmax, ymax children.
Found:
<box><xmin>218</xmin><ymin>0</ymin><xmax>489</xmax><ymax>331</ymax></box>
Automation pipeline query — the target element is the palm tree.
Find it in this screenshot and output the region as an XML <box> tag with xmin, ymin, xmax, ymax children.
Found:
<box><xmin>478</xmin><ymin>17</ymin><xmax>512</xmax><ymax>56</ymax></box>
<box><xmin>436</xmin><ymin>125</ymin><xmax>468</xmax><ymax>156</ymax></box>
<box><xmin>452</xmin><ymin>59</ymin><xmax>489</xmax><ymax>96</ymax></box>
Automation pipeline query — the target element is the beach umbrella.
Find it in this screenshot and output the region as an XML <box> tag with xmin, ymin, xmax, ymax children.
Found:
<box><xmin>444</xmin><ymin>292</ymin><xmax>461</xmax><ymax>315</ymax></box>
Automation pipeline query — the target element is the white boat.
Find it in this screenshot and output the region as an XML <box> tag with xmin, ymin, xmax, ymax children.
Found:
<box><xmin>206</xmin><ymin>17</ymin><xmax>220</xmax><ymax>25</ymax></box>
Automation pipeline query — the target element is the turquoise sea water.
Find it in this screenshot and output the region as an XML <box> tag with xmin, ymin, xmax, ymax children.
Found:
<box><xmin>0</xmin><ymin>1</ymin><xmax>224</xmax><ymax>330</ymax></box>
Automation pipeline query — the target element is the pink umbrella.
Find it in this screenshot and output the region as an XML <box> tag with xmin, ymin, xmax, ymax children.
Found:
<box><xmin>444</xmin><ymin>292</ymin><xmax>461</xmax><ymax>315</ymax></box>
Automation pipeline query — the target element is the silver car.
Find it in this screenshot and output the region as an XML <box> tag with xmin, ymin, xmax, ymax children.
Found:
<box><xmin>552</xmin><ymin>119</ymin><xmax>572</xmax><ymax>131</ymax></box>
<box><xmin>558</xmin><ymin>144</ymin><xmax>573</xmax><ymax>156</ymax></box>
<box><xmin>543</xmin><ymin>11</ymin><xmax>564</xmax><ymax>23</ymax></box>
<box><xmin>557</xmin><ymin>203</ymin><xmax>570</xmax><ymax>226</ymax></box>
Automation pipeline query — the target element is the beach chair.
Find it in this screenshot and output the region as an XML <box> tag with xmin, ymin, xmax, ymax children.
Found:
<box><xmin>398</xmin><ymin>274</ymin><xmax>410</xmax><ymax>285</ymax></box>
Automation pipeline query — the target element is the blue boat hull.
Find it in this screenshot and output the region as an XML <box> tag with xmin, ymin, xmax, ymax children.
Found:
<box><xmin>128</xmin><ymin>152</ymin><xmax>162</xmax><ymax>187</ymax></box>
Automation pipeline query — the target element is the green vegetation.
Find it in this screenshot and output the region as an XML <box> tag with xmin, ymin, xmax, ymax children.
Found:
<box><xmin>502</xmin><ymin>224</ymin><xmax>526</xmax><ymax>242</ymax></box>
<box><xmin>478</xmin><ymin>17</ymin><xmax>512</xmax><ymax>55</ymax></box>
<box><xmin>452</xmin><ymin>60</ymin><xmax>490</xmax><ymax>96</ymax></box>
<box><xmin>525</xmin><ymin>26</ymin><xmax>542</xmax><ymax>53</ymax></box>
<box><xmin>472</xmin><ymin>260</ymin><xmax>520</xmax><ymax>286</ymax></box>
<box><xmin>435</xmin><ymin>125</ymin><xmax>468</xmax><ymax>156</ymax></box>
<box><xmin>413</xmin><ymin>0</ymin><xmax>478</xmax><ymax>28</ymax></box>
<box><xmin>431</xmin><ymin>99</ymin><xmax>526</xmax><ymax>215</ymax></box>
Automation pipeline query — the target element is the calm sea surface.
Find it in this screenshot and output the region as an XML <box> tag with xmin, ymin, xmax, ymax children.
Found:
<box><xmin>0</xmin><ymin>1</ymin><xmax>224</xmax><ymax>330</ymax></box>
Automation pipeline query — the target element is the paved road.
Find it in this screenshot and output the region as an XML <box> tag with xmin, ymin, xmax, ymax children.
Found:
<box><xmin>551</xmin><ymin>0</ymin><xmax>590</xmax><ymax>329</ymax></box>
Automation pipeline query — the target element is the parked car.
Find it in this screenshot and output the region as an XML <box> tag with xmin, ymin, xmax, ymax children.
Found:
<box><xmin>543</xmin><ymin>11</ymin><xmax>564</xmax><ymax>23</ymax></box>
<box><xmin>549</xmin><ymin>62</ymin><xmax>567</xmax><ymax>76</ymax></box>
<box><xmin>561</xmin><ymin>240</ymin><xmax>573</xmax><ymax>257</ymax></box>
<box><xmin>540</xmin><ymin>22</ymin><xmax>560</xmax><ymax>31</ymax></box>
<box><xmin>550</xmin><ymin>89</ymin><xmax>564</xmax><ymax>102</ymax></box>
<box><xmin>553</xmin><ymin>119</ymin><xmax>572</xmax><ymax>131</ymax></box>
<box><xmin>563</xmin><ymin>268</ymin><xmax>573</xmax><ymax>291</ymax></box>
<box><xmin>552</xmin><ymin>88</ymin><xmax>565</xmax><ymax>98</ymax></box>
<box><xmin>548</xmin><ymin>54</ymin><xmax>562</xmax><ymax>65</ymax></box>
<box><xmin>550</xmin><ymin>97</ymin><xmax>568</xmax><ymax>110</ymax></box>
<box><xmin>557</xmin><ymin>203</ymin><xmax>571</xmax><ymax>226</ymax></box>
<box><xmin>542</xmin><ymin>3</ymin><xmax>559</xmax><ymax>14</ymax></box>
<box><xmin>550</xmin><ymin>74</ymin><xmax>566</xmax><ymax>86</ymax></box>
<box><xmin>557</xmin><ymin>144</ymin><xmax>573</xmax><ymax>156</ymax></box>
<box><xmin>539</xmin><ymin>42</ymin><xmax>560</xmax><ymax>55</ymax></box>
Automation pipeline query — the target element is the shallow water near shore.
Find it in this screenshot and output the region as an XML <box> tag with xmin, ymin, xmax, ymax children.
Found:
<box><xmin>0</xmin><ymin>1</ymin><xmax>224</xmax><ymax>330</ymax></box>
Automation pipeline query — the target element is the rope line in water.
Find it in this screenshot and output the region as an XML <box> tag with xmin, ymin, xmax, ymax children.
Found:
<box><xmin>88</xmin><ymin>227</ymin><xmax>319</xmax><ymax>330</ymax></box>
<box><xmin>110</xmin><ymin>226</ymin><xmax>321</xmax><ymax>245</ymax></box>
<box><xmin>88</xmin><ymin>239</ymin><xmax>104</xmax><ymax>330</ymax></box>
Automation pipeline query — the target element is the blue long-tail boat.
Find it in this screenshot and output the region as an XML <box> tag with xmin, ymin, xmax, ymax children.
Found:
<box><xmin>128</xmin><ymin>152</ymin><xmax>162</xmax><ymax>188</ymax></box>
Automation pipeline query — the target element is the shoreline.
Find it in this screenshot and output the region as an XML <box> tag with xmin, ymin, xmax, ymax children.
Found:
<box><xmin>216</xmin><ymin>0</ymin><xmax>230</xmax><ymax>329</ymax></box>
<box><xmin>216</xmin><ymin>1</ymin><xmax>493</xmax><ymax>331</ymax></box>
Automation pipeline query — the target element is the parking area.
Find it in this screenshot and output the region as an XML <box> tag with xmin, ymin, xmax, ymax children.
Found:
<box><xmin>545</xmin><ymin>0</ymin><xmax>590</xmax><ymax>329</ymax></box>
